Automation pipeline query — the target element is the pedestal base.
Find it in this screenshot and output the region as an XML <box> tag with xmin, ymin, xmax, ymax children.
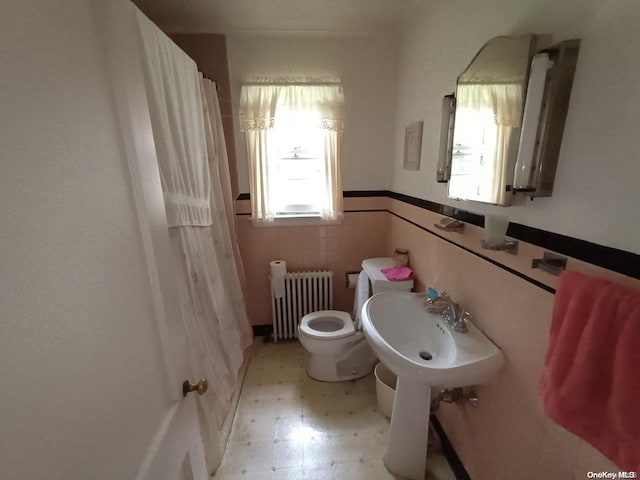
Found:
<box><xmin>384</xmin><ymin>377</ymin><xmax>431</xmax><ymax>480</ymax></box>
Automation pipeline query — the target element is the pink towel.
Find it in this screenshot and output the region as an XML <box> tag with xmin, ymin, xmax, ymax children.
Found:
<box><xmin>539</xmin><ymin>270</ymin><xmax>640</xmax><ymax>471</ymax></box>
<box><xmin>380</xmin><ymin>266</ymin><xmax>413</xmax><ymax>281</ymax></box>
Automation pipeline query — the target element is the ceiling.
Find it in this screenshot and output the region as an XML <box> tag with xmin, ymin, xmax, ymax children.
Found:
<box><xmin>132</xmin><ymin>0</ymin><xmax>425</xmax><ymax>36</ymax></box>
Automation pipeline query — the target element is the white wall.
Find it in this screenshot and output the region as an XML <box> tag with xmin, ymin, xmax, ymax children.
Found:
<box><xmin>392</xmin><ymin>0</ymin><xmax>640</xmax><ymax>254</ymax></box>
<box><xmin>0</xmin><ymin>2</ymin><xmax>172</xmax><ymax>478</ymax></box>
<box><xmin>227</xmin><ymin>34</ymin><xmax>398</xmax><ymax>193</ymax></box>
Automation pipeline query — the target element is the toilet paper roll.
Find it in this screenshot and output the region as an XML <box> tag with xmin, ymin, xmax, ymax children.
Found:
<box><xmin>346</xmin><ymin>272</ymin><xmax>359</xmax><ymax>289</ymax></box>
<box><xmin>270</xmin><ymin>260</ymin><xmax>287</xmax><ymax>299</ymax></box>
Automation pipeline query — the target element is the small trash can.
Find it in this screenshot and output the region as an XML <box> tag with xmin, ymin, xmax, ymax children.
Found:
<box><xmin>374</xmin><ymin>362</ymin><xmax>397</xmax><ymax>418</ymax></box>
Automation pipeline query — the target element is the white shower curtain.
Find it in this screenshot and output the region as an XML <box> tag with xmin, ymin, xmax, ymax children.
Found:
<box><xmin>136</xmin><ymin>9</ymin><xmax>252</xmax><ymax>474</ymax></box>
<box><xmin>200</xmin><ymin>78</ymin><xmax>247</xmax><ymax>288</ymax></box>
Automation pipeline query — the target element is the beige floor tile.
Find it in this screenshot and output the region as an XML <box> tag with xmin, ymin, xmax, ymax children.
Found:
<box><xmin>217</xmin><ymin>340</ymin><xmax>455</xmax><ymax>480</ymax></box>
<box><xmin>228</xmin><ymin>413</ymin><xmax>278</xmax><ymax>444</ymax></box>
<box><xmin>346</xmin><ymin>391</ymin><xmax>378</xmax><ymax>412</ymax></box>
<box><xmin>243</xmin><ymin>367</ymin><xmax>304</xmax><ymax>386</ymax></box>
<box><xmin>213</xmin><ymin>468</ymin><xmax>276</xmax><ymax>480</ymax></box>
<box><xmin>301</xmin><ymin>434</ymin><xmax>337</xmax><ymax>468</ymax></box>
<box><xmin>351</xmin><ymin>374</ymin><xmax>377</xmax><ymax>395</ymax></box>
<box><xmin>299</xmin><ymin>377</ymin><xmax>352</xmax><ymax>398</ymax></box>
<box><xmin>334</xmin><ymin>458</ymin><xmax>400</xmax><ymax>479</ymax></box>
<box><xmin>303</xmin><ymin>408</ymin><xmax>389</xmax><ymax>438</ymax></box>
<box><xmin>255</xmin><ymin>382</ymin><xmax>303</xmax><ymax>402</ymax></box>
<box><xmin>274</xmin><ymin>466</ymin><xmax>334</xmax><ymax>480</ymax></box>
<box><xmin>236</xmin><ymin>394</ymin><xmax>303</xmax><ymax>421</ymax></box>
<box><xmin>302</xmin><ymin>392</ymin><xmax>353</xmax><ymax>417</ymax></box>
<box><xmin>302</xmin><ymin>411</ymin><xmax>355</xmax><ymax>437</ymax></box>
<box><xmin>275</xmin><ymin>415</ymin><xmax>323</xmax><ymax>443</ymax></box>
<box><xmin>322</xmin><ymin>432</ymin><xmax>362</xmax><ymax>465</ymax></box>
<box><xmin>216</xmin><ymin>440</ymin><xmax>275</xmax><ymax>475</ymax></box>
<box><xmin>353</xmin><ymin>429</ymin><xmax>389</xmax><ymax>461</ymax></box>
<box><xmin>274</xmin><ymin>439</ymin><xmax>304</xmax><ymax>469</ymax></box>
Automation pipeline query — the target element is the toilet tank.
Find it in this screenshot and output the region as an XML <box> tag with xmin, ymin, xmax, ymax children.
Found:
<box><xmin>361</xmin><ymin>257</ymin><xmax>414</xmax><ymax>294</ymax></box>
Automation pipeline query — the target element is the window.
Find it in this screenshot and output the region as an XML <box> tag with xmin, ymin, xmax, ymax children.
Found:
<box><xmin>448</xmin><ymin>82</ymin><xmax>523</xmax><ymax>205</ymax></box>
<box><xmin>239</xmin><ymin>82</ymin><xmax>345</xmax><ymax>223</ymax></box>
<box><xmin>448</xmin><ymin>104</ymin><xmax>498</xmax><ymax>202</ymax></box>
<box><xmin>267</xmin><ymin>109</ymin><xmax>323</xmax><ymax>216</ymax></box>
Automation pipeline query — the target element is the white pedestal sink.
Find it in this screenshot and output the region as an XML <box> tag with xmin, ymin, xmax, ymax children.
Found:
<box><xmin>385</xmin><ymin>376</ymin><xmax>432</xmax><ymax>479</ymax></box>
<box><xmin>361</xmin><ymin>292</ymin><xmax>504</xmax><ymax>480</ymax></box>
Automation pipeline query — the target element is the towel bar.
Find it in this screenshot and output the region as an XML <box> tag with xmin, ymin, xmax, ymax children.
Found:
<box><xmin>532</xmin><ymin>252</ymin><xmax>567</xmax><ymax>276</ymax></box>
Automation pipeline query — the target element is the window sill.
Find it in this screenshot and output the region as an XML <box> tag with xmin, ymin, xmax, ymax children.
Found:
<box><xmin>251</xmin><ymin>215</ymin><xmax>343</xmax><ymax>228</ymax></box>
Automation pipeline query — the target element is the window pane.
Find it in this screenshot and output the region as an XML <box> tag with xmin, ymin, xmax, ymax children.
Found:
<box><xmin>267</xmin><ymin>107</ymin><xmax>325</xmax><ymax>216</ymax></box>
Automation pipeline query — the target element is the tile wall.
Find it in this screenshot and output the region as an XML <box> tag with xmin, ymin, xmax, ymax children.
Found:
<box><xmin>235</xmin><ymin>194</ymin><xmax>639</xmax><ymax>479</ymax></box>
<box><xmin>235</xmin><ymin>197</ymin><xmax>389</xmax><ymax>326</ymax></box>
<box><xmin>386</xmin><ymin>198</ymin><xmax>639</xmax><ymax>480</ymax></box>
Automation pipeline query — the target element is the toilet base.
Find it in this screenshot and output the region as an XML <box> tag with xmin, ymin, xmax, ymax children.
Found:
<box><xmin>305</xmin><ymin>337</ymin><xmax>378</xmax><ymax>382</ymax></box>
<box><xmin>307</xmin><ymin>355</ymin><xmax>373</xmax><ymax>382</ymax></box>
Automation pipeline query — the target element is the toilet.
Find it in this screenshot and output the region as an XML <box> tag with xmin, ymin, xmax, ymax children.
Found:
<box><xmin>298</xmin><ymin>258</ymin><xmax>414</xmax><ymax>382</ymax></box>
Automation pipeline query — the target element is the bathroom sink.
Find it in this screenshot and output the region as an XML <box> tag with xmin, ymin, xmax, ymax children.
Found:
<box><xmin>361</xmin><ymin>291</ymin><xmax>504</xmax><ymax>479</ymax></box>
<box><xmin>362</xmin><ymin>292</ymin><xmax>503</xmax><ymax>387</ymax></box>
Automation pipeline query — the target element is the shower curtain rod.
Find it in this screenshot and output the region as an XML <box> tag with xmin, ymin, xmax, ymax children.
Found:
<box><xmin>201</xmin><ymin>73</ymin><xmax>221</xmax><ymax>91</ymax></box>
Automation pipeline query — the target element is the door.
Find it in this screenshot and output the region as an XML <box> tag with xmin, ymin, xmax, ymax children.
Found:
<box><xmin>1</xmin><ymin>1</ymin><xmax>212</xmax><ymax>479</ymax></box>
<box><xmin>136</xmin><ymin>397</ymin><xmax>208</xmax><ymax>480</ymax></box>
<box><xmin>98</xmin><ymin>1</ymin><xmax>212</xmax><ymax>479</ymax></box>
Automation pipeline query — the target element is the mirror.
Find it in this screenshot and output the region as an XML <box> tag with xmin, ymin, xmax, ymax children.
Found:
<box><xmin>448</xmin><ymin>35</ymin><xmax>535</xmax><ymax>205</ymax></box>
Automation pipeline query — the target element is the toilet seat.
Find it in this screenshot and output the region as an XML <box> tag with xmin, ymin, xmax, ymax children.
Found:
<box><xmin>299</xmin><ymin>310</ymin><xmax>354</xmax><ymax>340</ymax></box>
<box><xmin>297</xmin><ymin>258</ymin><xmax>414</xmax><ymax>382</ymax></box>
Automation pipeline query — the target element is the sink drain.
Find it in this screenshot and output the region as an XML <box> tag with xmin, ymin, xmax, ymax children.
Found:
<box><xmin>419</xmin><ymin>351</ymin><xmax>433</xmax><ymax>361</ymax></box>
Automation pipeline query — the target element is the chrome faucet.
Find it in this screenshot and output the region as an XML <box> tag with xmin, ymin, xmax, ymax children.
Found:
<box><xmin>426</xmin><ymin>292</ymin><xmax>469</xmax><ymax>333</ymax></box>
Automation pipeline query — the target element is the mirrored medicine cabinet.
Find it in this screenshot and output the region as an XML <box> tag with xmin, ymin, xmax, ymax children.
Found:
<box><xmin>438</xmin><ymin>35</ymin><xmax>580</xmax><ymax>206</ymax></box>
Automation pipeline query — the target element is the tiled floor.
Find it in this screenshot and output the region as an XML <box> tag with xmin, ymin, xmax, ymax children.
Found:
<box><xmin>214</xmin><ymin>339</ymin><xmax>456</xmax><ymax>480</ymax></box>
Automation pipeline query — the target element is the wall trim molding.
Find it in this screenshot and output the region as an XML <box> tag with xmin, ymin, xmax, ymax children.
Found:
<box><xmin>431</xmin><ymin>416</ymin><xmax>471</xmax><ymax>480</ymax></box>
<box><xmin>343</xmin><ymin>190</ymin><xmax>391</xmax><ymax>198</ymax></box>
<box><xmin>235</xmin><ymin>190</ymin><xmax>640</xmax><ymax>281</ymax></box>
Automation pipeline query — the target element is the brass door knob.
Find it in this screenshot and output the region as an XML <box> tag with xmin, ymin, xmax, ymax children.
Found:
<box><xmin>182</xmin><ymin>378</ymin><xmax>208</xmax><ymax>397</ymax></box>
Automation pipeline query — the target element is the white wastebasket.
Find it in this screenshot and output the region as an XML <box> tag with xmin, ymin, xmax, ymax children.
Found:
<box><xmin>374</xmin><ymin>362</ymin><xmax>397</xmax><ymax>418</ymax></box>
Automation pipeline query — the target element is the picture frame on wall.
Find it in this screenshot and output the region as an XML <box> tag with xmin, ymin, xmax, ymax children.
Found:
<box><xmin>403</xmin><ymin>121</ymin><xmax>423</xmax><ymax>170</ymax></box>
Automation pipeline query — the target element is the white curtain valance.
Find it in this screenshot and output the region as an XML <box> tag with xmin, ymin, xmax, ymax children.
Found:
<box><xmin>239</xmin><ymin>83</ymin><xmax>345</xmax><ymax>132</ymax></box>
<box><xmin>137</xmin><ymin>11</ymin><xmax>211</xmax><ymax>227</ymax></box>
<box><xmin>456</xmin><ymin>83</ymin><xmax>523</xmax><ymax>127</ymax></box>
<box><xmin>455</xmin><ymin>82</ymin><xmax>523</xmax><ymax>205</ymax></box>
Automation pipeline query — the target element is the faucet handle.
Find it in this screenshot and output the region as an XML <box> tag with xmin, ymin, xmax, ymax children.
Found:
<box><xmin>426</xmin><ymin>290</ymin><xmax>450</xmax><ymax>304</ymax></box>
<box><xmin>456</xmin><ymin>311</ymin><xmax>472</xmax><ymax>332</ymax></box>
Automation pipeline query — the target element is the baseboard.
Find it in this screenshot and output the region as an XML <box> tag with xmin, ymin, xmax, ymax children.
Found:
<box><xmin>252</xmin><ymin>324</ymin><xmax>273</xmax><ymax>341</ymax></box>
<box><xmin>431</xmin><ymin>415</ymin><xmax>471</xmax><ymax>480</ymax></box>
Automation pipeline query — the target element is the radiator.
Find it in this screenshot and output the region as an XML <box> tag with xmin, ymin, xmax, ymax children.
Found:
<box><xmin>271</xmin><ymin>270</ymin><xmax>334</xmax><ymax>342</ymax></box>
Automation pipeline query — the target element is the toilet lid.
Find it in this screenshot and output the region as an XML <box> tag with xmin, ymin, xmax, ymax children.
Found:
<box><xmin>299</xmin><ymin>310</ymin><xmax>355</xmax><ymax>340</ymax></box>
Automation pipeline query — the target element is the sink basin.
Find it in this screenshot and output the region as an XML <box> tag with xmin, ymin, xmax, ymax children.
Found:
<box><xmin>361</xmin><ymin>291</ymin><xmax>504</xmax><ymax>480</ymax></box>
<box><xmin>361</xmin><ymin>291</ymin><xmax>503</xmax><ymax>387</ymax></box>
